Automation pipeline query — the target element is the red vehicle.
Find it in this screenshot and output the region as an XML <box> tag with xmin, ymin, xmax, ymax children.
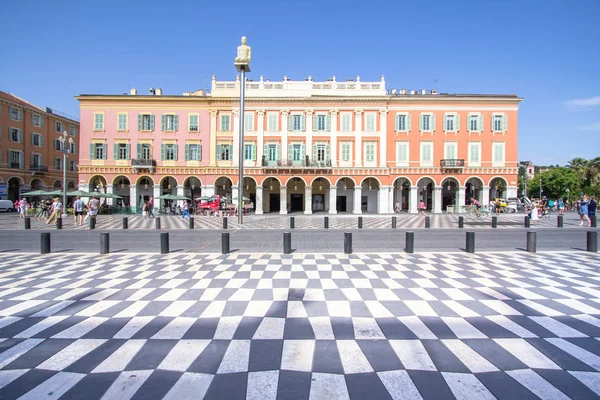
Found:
<box><xmin>198</xmin><ymin>195</ymin><xmax>229</xmax><ymax>214</ymax></box>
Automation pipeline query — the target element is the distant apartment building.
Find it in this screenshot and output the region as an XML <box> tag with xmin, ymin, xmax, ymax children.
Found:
<box><xmin>520</xmin><ymin>161</ymin><xmax>535</xmax><ymax>180</ymax></box>
<box><xmin>77</xmin><ymin>76</ymin><xmax>522</xmax><ymax>213</ymax></box>
<box><xmin>0</xmin><ymin>92</ymin><xmax>79</xmax><ymax>201</ymax></box>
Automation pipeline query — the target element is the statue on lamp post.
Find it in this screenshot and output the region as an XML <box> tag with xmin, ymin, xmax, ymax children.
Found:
<box><xmin>234</xmin><ymin>36</ymin><xmax>252</xmax><ymax>70</ymax></box>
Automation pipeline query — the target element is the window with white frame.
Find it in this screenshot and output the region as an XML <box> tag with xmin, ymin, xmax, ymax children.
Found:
<box><xmin>364</xmin><ymin>142</ymin><xmax>376</xmax><ymax>163</ymax></box>
<box><xmin>292</xmin><ymin>144</ymin><xmax>302</xmax><ymax>162</ymax></box>
<box><xmin>68</xmin><ymin>125</ymin><xmax>77</xmax><ymax>136</ymax></box>
<box><xmin>139</xmin><ymin>114</ymin><xmax>154</xmax><ymax>131</ymax></box>
<box><xmin>54</xmin><ymin>139</ymin><xmax>62</xmax><ymax>151</ymax></box>
<box><xmin>93</xmin><ymin>114</ymin><xmax>103</xmax><ymax>130</ymax></box>
<box><xmin>117</xmin><ymin>113</ymin><xmax>128</xmax><ymax>131</ymax></box>
<box><xmin>141</xmin><ymin>144</ymin><xmax>151</xmax><ymax>159</ymax></box>
<box><xmin>314</xmin><ymin>114</ymin><xmax>330</xmax><ymax>132</ymax></box>
<box><xmin>55</xmin><ymin>121</ymin><xmax>63</xmax><ymax>132</ymax></box>
<box><xmin>10</xmin><ymin>107</ymin><xmax>22</xmax><ymax>121</ymax></box>
<box><xmin>396</xmin><ymin>141</ymin><xmax>409</xmax><ymax>166</ymax></box>
<box><xmin>69</xmin><ymin>142</ymin><xmax>76</xmax><ymax>154</ymax></box>
<box><xmin>244</xmin><ymin>113</ymin><xmax>254</xmax><ymax>131</ymax></box>
<box><xmin>395</xmin><ymin>114</ymin><xmax>410</xmax><ymax>131</ymax></box>
<box><xmin>468</xmin><ymin>114</ymin><xmax>482</xmax><ymax>132</ymax></box>
<box><xmin>268</xmin><ymin>144</ymin><xmax>278</xmax><ymax>161</ymax></box>
<box><xmin>244</xmin><ymin>143</ymin><xmax>255</xmax><ymax>160</ymax></box>
<box><xmin>32</xmin><ymin>133</ymin><xmax>42</xmax><ymax>147</ymax></box>
<box><xmin>31</xmin><ymin>114</ymin><xmax>42</xmax><ymax>127</ymax></box>
<box><xmin>188</xmin><ymin>114</ymin><xmax>199</xmax><ymax>132</ymax></box>
<box><xmin>493</xmin><ymin>114</ymin><xmax>507</xmax><ymax>132</ymax></box>
<box><xmin>492</xmin><ymin>142</ymin><xmax>506</xmax><ymax>167</ymax></box>
<box><xmin>163</xmin><ymin>143</ymin><xmax>178</xmax><ymax>161</ymax></box>
<box><xmin>341</xmin><ymin>113</ymin><xmax>352</xmax><ymax>132</ymax></box>
<box><xmin>420</xmin><ymin>113</ymin><xmax>435</xmax><ymax>131</ymax></box>
<box><xmin>9</xmin><ymin>150</ymin><xmax>22</xmax><ymax>168</ymax></box>
<box><xmin>187</xmin><ymin>144</ymin><xmax>201</xmax><ymax>161</ymax></box>
<box><xmin>162</xmin><ymin>114</ymin><xmax>178</xmax><ymax>131</ymax></box>
<box><xmin>10</xmin><ymin>128</ymin><xmax>22</xmax><ymax>143</ymax></box>
<box><xmin>217</xmin><ymin>144</ymin><xmax>232</xmax><ymax>161</ymax></box>
<box><xmin>117</xmin><ymin>143</ymin><xmax>129</xmax><ymax>160</ymax></box>
<box><xmin>290</xmin><ymin>114</ymin><xmax>304</xmax><ymax>131</ymax></box>
<box><xmin>444</xmin><ymin>114</ymin><xmax>459</xmax><ymax>132</ymax></box>
<box><xmin>341</xmin><ymin>142</ymin><xmax>351</xmax><ymax>162</ymax></box>
<box><xmin>267</xmin><ymin>113</ymin><xmax>278</xmax><ymax>132</ymax></box>
<box><xmin>444</xmin><ymin>141</ymin><xmax>458</xmax><ymax>160</ymax></box>
<box><xmin>365</xmin><ymin>113</ymin><xmax>376</xmax><ymax>132</ymax></box>
<box><xmin>420</xmin><ymin>142</ymin><xmax>433</xmax><ymax>166</ymax></box>
<box><xmin>54</xmin><ymin>157</ymin><xmax>62</xmax><ymax>170</ymax></box>
<box><xmin>316</xmin><ymin>144</ymin><xmax>327</xmax><ymax>162</ymax></box>
<box><xmin>468</xmin><ymin>142</ymin><xmax>481</xmax><ymax>166</ymax></box>
<box><xmin>31</xmin><ymin>153</ymin><xmax>42</xmax><ymax>168</ymax></box>
<box><xmin>220</xmin><ymin>114</ymin><xmax>230</xmax><ymax>131</ymax></box>
<box><xmin>94</xmin><ymin>143</ymin><xmax>106</xmax><ymax>160</ymax></box>
<box><xmin>68</xmin><ymin>160</ymin><xmax>76</xmax><ymax>171</ymax></box>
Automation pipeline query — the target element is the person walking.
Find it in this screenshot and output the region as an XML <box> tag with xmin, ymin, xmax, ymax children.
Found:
<box><xmin>181</xmin><ymin>200</ymin><xmax>190</xmax><ymax>220</ymax></box>
<box><xmin>557</xmin><ymin>198</ymin><xmax>565</xmax><ymax>215</ymax></box>
<box><xmin>88</xmin><ymin>196</ymin><xmax>100</xmax><ymax>224</ymax></box>
<box><xmin>394</xmin><ymin>200</ymin><xmax>401</xmax><ymax>213</ymax></box>
<box><xmin>530</xmin><ymin>201</ymin><xmax>540</xmax><ymax>225</ymax></box>
<box><xmin>588</xmin><ymin>196</ymin><xmax>596</xmax><ymax>223</ymax></box>
<box><xmin>494</xmin><ymin>198</ymin><xmax>501</xmax><ymax>215</ymax></box>
<box><xmin>19</xmin><ymin>198</ymin><xmax>28</xmax><ymax>218</ymax></box>
<box><xmin>46</xmin><ymin>197</ymin><xmax>62</xmax><ymax>225</ymax></box>
<box><xmin>578</xmin><ymin>195</ymin><xmax>591</xmax><ymax>226</ymax></box>
<box><xmin>418</xmin><ymin>200</ymin><xmax>426</xmax><ymax>215</ymax></box>
<box><xmin>148</xmin><ymin>197</ymin><xmax>155</xmax><ymax>218</ymax></box>
<box><xmin>73</xmin><ymin>196</ymin><xmax>85</xmax><ymax>226</ymax></box>
<box><xmin>142</xmin><ymin>201</ymin><xmax>149</xmax><ymax>218</ymax></box>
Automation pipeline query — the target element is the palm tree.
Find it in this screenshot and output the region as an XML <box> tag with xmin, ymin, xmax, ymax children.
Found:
<box><xmin>568</xmin><ymin>157</ymin><xmax>600</xmax><ymax>188</ymax></box>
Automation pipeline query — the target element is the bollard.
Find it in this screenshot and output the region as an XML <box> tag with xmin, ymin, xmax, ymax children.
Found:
<box><xmin>290</xmin><ymin>216</ymin><xmax>295</xmax><ymax>229</ymax></box>
<box><xmin>324</xmin><ymin>216</ymin><xmax>329</xmax><ymax>229</ymax></box>
<box><xmin>557</xmin><ymin>215</ymin><xmax>563</xmax><ymax>228</ymax></box>
<box><xmin>123</xmin><ymin>217</ymin><xmax>128</xmax><ymax>229</ymax></box>
<box><xmin>592</xmin><ymin>216</ymin><xmax>597</xmax><ymax>228</ymax></box>
<box><xmin>524</xmin><ymin>216</ymin><xmax>530</xmax><ymax>228</ymax></box>
<box><xmin>466</xmin><ymin>231</ymin><xmax>475</xmax><ymax>253</ymax></box>
<box><xmin>358</xmin><ymin>217</ymin><xmax>363</xmax><ymax>229</ymax></box>
<box><xmin>405</xmin><ymin>231</ymin><xmax>414</xmax><ymax>254</ymax></box>
<box><xmin>189</xmin><ymin>217</ymin><xmax>194</xmax><ymax>229</ymax></box>
<box><xmin>492</xmin><ymin>216</ymin><xmax>497</xmax><ymax>228</ymax></box>
<box><xmin>160</xmin><ymin>232</ymin><xmax>169</xmax><ymax>254</ymax></box>
<box><xmin>344</xmin><ymin>232</ymin><xmax>352</xmax><ymax>254</ymax></box>
<box><xmin>40</xmin><ymin>232</ymin><xmax>51</xmax><ymax>254</ymax></box>
<box><xmin>89</xmin><ymin>218</ymin><xmax>96</xmax><ymax>230</ymax></box>
<box><xmin>527</xmin><ymin>231</ymin><xmax>537</xmax><ymax>253</ymax></box>
<box><xmin>283</xmin><ymin>232</ymin><xmax>292</xmax><ymax>254</ymax></box>
<box><xmin>222</xmin><ymin>232</ymin><xmax>230</xmax><ymax>254</ymax></box>
<box><xmin>458</xmin><ymin>216</ymin><xmax>464</xmax><ymax>228</ymax></box>
<box><xmin>24</xmin><ymin>217</ymin><xmax>31</xmax><ymax>230</ymax></box>
<box><xmin>100</xmin><ymin>233</ymin><xmax>110</xmax><ymax>254</ymax></box>
<box><xmin>588</xmin><ymin>231</ymin><xmax>598</xmax><ymax>253</ymax></box>
<box><xmin>155</xmin><ymin>217</ymin><xmax>161</xmax><ymax>230</ymax></box>
<box><xmin>392</xmin><ymin>217</ymin><xmax>397</xmax><ymax>229</ymax></box>
<box><xmin>223</xmin><ymin>217</ymin><xmax>228</xmax><ymax>230</ymax></box>
<box><xmin>425</xmin><ymin>216</ymin><xmax>430</xmax><ymax>229</ymax></box>
<box><xmin>56</xmin><ymin>218</ymin><xmax>62</xmax><ymax>230</ymax></box>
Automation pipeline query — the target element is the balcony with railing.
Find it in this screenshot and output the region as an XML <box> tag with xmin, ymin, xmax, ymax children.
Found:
<box><xmin>440</xmin><ymin>159</ymin><xmax>465</xmax><ymax>169</ymax></box>
<box><xmin>261</xmin><ymin>157</ymin><xmax>332</xmax><ymax>169</ymax></box>
<box><xmin>10</xmin><ymin>162</ymin><xmax>22</xmax><ymax>169</ymax></box>
<box><xmin>131</xmin><ymin>159</ymin><xmax>157</xmax><ymax>173</ymax></box>
<box><xmin>30</xmin><ymin>165</ymin><xmax>48</xmax><ymax>173</ymax></box>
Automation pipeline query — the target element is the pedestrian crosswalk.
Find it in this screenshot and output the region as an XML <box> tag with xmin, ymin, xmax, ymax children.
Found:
<box><xmin>0</xmin><ymin>251</ymin><xmax>598</xmax><ymax>398</ymax></box>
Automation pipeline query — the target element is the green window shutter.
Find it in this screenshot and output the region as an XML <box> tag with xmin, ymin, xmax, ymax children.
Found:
<box><xmin>407</xmin><ymin>114</ymin><xmax>412</xmax><ymax>131</ymax></box>
<box><xmin>137</xmin><ymin>114</ymin><xmax>142</xmax><ymax>130</ymax></box>
<box><xmin>252</xmin><ymin>144</ymin><xmax>256</xmax><ymax>160</ymax></box>
<box><xmin>478</xmin><ymin>114</ymin><xmax>483</xmax><ymax>131</ymax></box>
<box><xmin>216</xmin><ymin>144</ymin><xmax>221</xmax><ymax>161</ymax></box>
<box><xmin>431</xmin><ymin>114</ymin><xmax>436</xmax><ymax>131</ymax></box>
<box><xmin>455</xmin><ymin>114</ymin><xmax>460</xmax><ymax>131</ymax></box>
<box><xmin>276</xmin><ymin>144</ymin><xmax>281</xmax><ymax>160</ymax></box>
<box><xmin>395</xmin><ymin>115</ymin><xmax>400</xmax><ymax>130</ymax></box>
<box><xmin>174</xmin><ymin>144</ymin><xmax>178</xmax><ymax>161</ymax></box>
<box><xmin>313</xmin><ymin>115</ymin><xmax>318</xmax><ymax>131</ymax></box>
<box><xmin>150</xmin><ymin>115</ymin><xmax>155</xmax><ymax>130</ymax></box>
<box><xmin>185</xmin><ymin>144</ymin><xmax>189</xmax><ymax>161</ymax></box>
<box><xmin>300</xmin><ymin>143</ymin><xmax>305</xmax><ymax>158</ymax></box>
<box><xmin>40</xmin><ymin>117</ymin><xmax>44</xmax><ymax>127</ymax></box>
<box><xmin>40</xmin><ymin>135</ymin><xmax>44</xmax><ymax>147</ymax></box>
<box><xmin>30</xmin><ymin>134</ymin><xmax>34</xmax><ymax>146</ymax></box>
<box><xmin>126</xmin><ymin>144</ymin><xmax>130</xmax><ymax>159</ymax></box>
<box><xmin>264</xmin><ymin>144</ymin><xmax>269</xmax><ymax>160</ymax></box>
<box><xmin>326</xmin><ymin>115</ymin><xmax>331</xmax><ymax>131</ymax></box>
<box><xmin>102</xmin><ymin>144</ymin><xmax>107</xmax><ymax>159</ymax></box>
<box><xmin>174</xmin><ymin>115</ymin><xmax>179</xmax><ymax>131</ymax></box>
<box><xmin>300</xmin><ymin>115</ymin><xmax>305</xmax><ymax>131</ymax></box>
<box><xmin>89</xmin><ymin>144</ymin><xmax>95</xmax><ymax>160</ymax></box>
<box><xmin>161</xmin><ymin>115</ymin><xmax>166</xmax><ymax>131</ymax></box>
<box><xmin>503</xmin><ymin>114</ymin><xmax>508</xmax><ymax>131</ymax></box>
<box><xmin>288</xmin><ymin>116</ymin><xmax>294</xmax><ymax>131</ymax></box>
<box><xmin>325</xmin><ymin>144</ymin><xmax>330</xmax><ymax>160</ymax></box>
<box><xmin>113</xmin><ymin>144</ymin><xmax>118</xmax><ymax>160</ymax></box>
<box><xmin>199</xmin><ymin>145</ymin><xmax>203</xmax><ymax>160</ymax></box>
<box><xmin>288</xmin><ymin>144</ymin><xmax>293</xmax><ymax>160</ymax></box>
<box><xmin>136</xmin><ymin>143</ymin><xmax>141</xmax><ymax>159</ymax></box>
<box><xmin>419</xmin><ymin>115</ymin><xmax>423</xmax><ymax>131</ymax></box>
<box><xmin>161</xmin><ymin>144</ymin><xmax>165</xmax><ymax>160</ymax></box>
<box><xmin>313</xmin><ymin>144</ymin><xmax>317</xmax><ymax>159</ymax></box>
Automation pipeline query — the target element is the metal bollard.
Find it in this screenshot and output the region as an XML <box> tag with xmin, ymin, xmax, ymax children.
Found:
<box><xmin>155</xmin><ymin>217</ymin><xmax>161</xmax><ymax>230</ymax></box>
<box><xmin>392</xmin><ymin>217</ymin><xmax>397</xmax><ymax>229</ymax></box>
<box><xmin>524</xmin><ymin>216</ymin><xmax>530</xmax><ymax>228</ymax></box>
<box><xmin>592</xmin><ymin>216</ymin><xmax>597</xmax><ymax>228</ymax></box>
<box><xmin>160</xmin><ymin>232</ymin><xmax>169</xmax><ymax>254</ymax></box>
<box><xmin>492</xmin><ymin>216</ymin><xmax>497</xmax><ymax>228</ymax></box>
<box><xmin>56</xmin><ymin>218</ymin><xmax>62</xmax><ymax>230</ymax></box>
<box><xmin>588</xmin><ymin>231</ymin><xmax>598</xmax><ymax>253</ymax></box>
<box><xmin>527</xmin><ymin>231</ymin><xmax>537</xmax><ymax>253</ymax></box>
<box><xmin>123</xmin><ymin>217</ymin><xmax>128</xmax><ymax>229</ymax></box>
<box><xmin>222</xmin><ymin>232</ymin><xmax>230</xmax><ymax>254</ymax></box>
<box><xmin>458</xmin><ymin>216</ymin><xmax>464</xmax><ymax>228</ymax></box>
<box><xmin>405</xmin><ymin>231</ymin><xmax>414</xmax><ymax>254</ymax></box>
<box><xmin>223</xmin><ymin>217</ymin><xmax>228</xmax><ymax>230</ymax></box>
<box><xmin>40</xmin><ymin>232</ymin><xmax>51</xmax><ymax>254</ymax></box>
<box><xmin>24</xmin><ymin>217</ymin><xmax>31</xmax><ymax>230</ymax></box>
<box><xmin>557</xmin><ymin>215</ymin><xmax>563</xmax><ymax>228</ymax></box>
<box><xmin>425</xmin><ymin>216</ymin><xmax>430</xmax><ymax>229</ymax></box>
<box><xmin>324</xmin><ymin>216</ymin><xmax>329</xmax><ymax>229</ymax></box>
<box><xmin>358</xmin><ymin>217</ymin><xmax>363</xmax><ymax>229</ymax></box>
<box><xmin>89</xmin><ymin>218</ymin><xmax>96</xmax><ymax>230</ymax></box>
<box><xmin>466</xmin><ymin>231</ymin><xmax>475</xmax><ymax>253</ymax></box>
<box><xmin>189</xmin><ymin>217</ymin><xmax>194</xmax><ymax>229</ymax></box>
<box><xmin>344</xmin><ymin>232</ymin><xmax>352</xmax><ymax>254</ymax></box>
<box><xmin>100</xmin><ymin>233</ymin><xmax>110</xmax><ymax>254</ymax></box>
<box><xmin>290</xmin><ymin>216</ymin><xmax>295</xmax><ymax>229</ymax></box>
<box><xmin>283</xmin><ymin>232</ymin><xmax>292</xmax><ymax>254</ymax></box>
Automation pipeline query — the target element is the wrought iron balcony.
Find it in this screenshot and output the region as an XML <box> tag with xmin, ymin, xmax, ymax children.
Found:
<box><xmin>131</xmin><ymin>159</ymin><xmax>156</xmax><ymax>167</ymax></box>
<box><xmin>261</xmin><ymin>158</ymin><xmax>332</xmax><ymax>169</ymax></box>
<box><xmin>30</xmin><ymin>165</ymin><xmax>48</xmax><ymax>173</ymax></box>
<box><xmin>10</xmin><ymin>163</ymin><xmax>22</xmax><ymax>169</ymax></box>
<box><xmin>440</xmin><ymin>159</ymin><xmax>465</xmax><ymax>168</ymax></box>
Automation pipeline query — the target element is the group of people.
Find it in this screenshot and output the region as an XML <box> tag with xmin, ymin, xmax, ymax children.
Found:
<box><xmin>575</xmin><ymin>195</ymin><xmax>597</xmax><ymax>227</ymax></box>
<box><xmin>12</xmin><ymin>195</ymin><xmax>102</xmax><ymax>226</ymax></box>
<box><xmin>141</xmin><ymin>197</ymin><xmax>156</xmax><ymax>219</ymax></box>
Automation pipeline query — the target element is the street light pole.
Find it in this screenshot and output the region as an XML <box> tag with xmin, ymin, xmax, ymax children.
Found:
<box><xmin>59</xmin><ymin>131</ymin><xmax>74</xmax><ymax>218</ymax></box>
<box><xmin>539</xmin><ymin>177</ymin><xmax>542</xmax><ymax>200</ymax></box>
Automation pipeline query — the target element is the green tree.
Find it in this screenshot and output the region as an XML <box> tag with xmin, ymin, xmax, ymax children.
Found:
<box><xmin>568</xmin><ymin>157</ymin><xmax>600</xmax><ymax>188</ymax></box>
<box><xmin>518</xmin><ymin>165</ymin><xmax>529</xmax><ymax>197</ymax></box>
<box><xmin>528</xmin><ymin>167</ymin><xmax>582</xmax><ymax>200</ymax></box>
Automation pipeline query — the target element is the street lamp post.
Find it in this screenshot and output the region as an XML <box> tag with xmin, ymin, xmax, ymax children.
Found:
<box><xmin>539</xmin><ymin>177</ymin><xmax>542</xmax><ymax>200</ymax></box>
<box><xmin>234</xmin><ymin>36</ymin><xmax>252</xmax><ymax>224</ymax></box>
<box><xmin>58</xmin><ymin>131</ymin><xmax>74</xmax><ymax>218</ymax></box>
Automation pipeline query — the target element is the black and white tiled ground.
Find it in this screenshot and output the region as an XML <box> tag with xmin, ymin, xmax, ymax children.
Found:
<box><xmin>0</xmin><ymin>251</ymin><xmax>599</xmax><ymax>399</ymax></box>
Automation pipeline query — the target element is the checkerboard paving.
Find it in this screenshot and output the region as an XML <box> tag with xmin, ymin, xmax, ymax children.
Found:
<box><xmin>0</xmin><ymin>251</ymin><xmax>599</xmax><ymax>399</ymax></box>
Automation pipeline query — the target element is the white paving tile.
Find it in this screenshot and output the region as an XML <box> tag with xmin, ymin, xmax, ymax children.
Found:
<box><xmin>92</xmin><ymin>340</ymin><xmax>146</xmax><ymax>373</ymax></box>
<box><xmin>494</xmin><ymin>338</ymin><xmax>560</xmax><ymax>369</ymax></box>
<box><xmin>100</xmin><ymin>370</ymin><xmax>153</xmax><ymax>400</ymax></box>
<box><xmin>217</xmin><ymin>340</ymin><xmax>251</xmax><ymax>373</ymax></box>
<box><xmin>18</xmin><ymin>372</ymin><xmax>85</xmax><ymax>400</ymax></box>
<box><xmin>389</xmin><ymin>340</ymin><xmax>436</xmax><ymax>371</ymax></box>
<box><xmin>158</xmin><ymin>340</ymin><xmax>210</xmax><ymax>372</ymax></box>
<box><xmin>309</xmin><ymin>372</ymin><xmax>350</xmax><ymax>400</ymax></box>
<box><xmin>377</xmin><ymin>370</ymin><xmax>423</xmax><ymax>400</ymax></box>
<box><xmin>281</xmin><ymin>340</ymin><xmax>315</xmax><ymax>372</ymax></box>
<box><xmin>507</xmin><ymin>369</ymin><xmax>570</xmax><ymax>400</ymax></box>
<box><xmin>37</xmin><ymin>339</ymin><xmax>106</xmax><ymax>371</ymax></box>
<box><xmin>442</xmin><ymin>372</ymin><xmax>497</xmax><ymax>400</ymax></box>
<box><xmin>247</xmin><ymin>370</ymin><xmax>279</xmax><ymax>400</ymax></box>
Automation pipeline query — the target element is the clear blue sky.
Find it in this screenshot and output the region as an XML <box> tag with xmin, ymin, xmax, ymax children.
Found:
<box><xmin>2</xmin><ymin>0</ymin><xmax>599</xmax><ymax>165</ymax></box>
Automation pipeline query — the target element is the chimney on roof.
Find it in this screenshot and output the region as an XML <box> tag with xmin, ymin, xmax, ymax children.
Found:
<box><xmin>431</xmin><ymin>89</ymin><xmax>438</xmax><ymax>95</ymax></box>
<box><xmin>400</xmin><ymin>89</ymin><xmax>406</xmax><ymax>95</ymax></box>
<box><xmin>149</xmin><ymin>88</ymin><xmax>155</xmax><ymax>95</ymax></box>
<box><xmin>421</xmin><ymin>89</ymin><xmax>426</xmax><ymax>95</ymax></box>
<box><xmin>130</xmin><ymin>88</ymin><xmax>137</xmax><ymax>95</ymax></box>
<box><xmin>156</xmin><ymin>88</ymin><xmax>163</xmax><ymax>95</ymax></box>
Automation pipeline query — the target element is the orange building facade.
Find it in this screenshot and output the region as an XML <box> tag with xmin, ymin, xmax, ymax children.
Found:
<box><xmin>77</xmin><ymin>76</ymin><xmax>522</xmax><ymax>214</ymax></box>
<box><xmin>0</xmin><ymin>91</ymin><xmax>79</xmax><ymax>201</ymax></box>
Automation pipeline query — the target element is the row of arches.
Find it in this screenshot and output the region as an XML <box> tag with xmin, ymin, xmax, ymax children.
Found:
<box><xmin>3</xmin><ymin>177</ymin><xmax>77</xmax><ymax>202</ymax></box>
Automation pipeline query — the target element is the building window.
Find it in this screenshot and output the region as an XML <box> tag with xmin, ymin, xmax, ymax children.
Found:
<box><xmin>268</xmin><ymin>144</ymin><xmax>278</xmax><ymax>161</ymax></box>
<box><xmin>32</xmin><ymin>133</ymin><xmax>42</xmax><ymax>147</ymax></box>
<box><xmin>444</xmin><ymin>142</ymin><xmax>458</xmax><ymax>159</ymax></box>
<box><xmin>420</xmin><ymin>142</ymin><xmax>433</xmax><ymax>167</ymax></box>
<box><xmin>10</xmin><ymin>128</ymin><xmax>22</xmax><ymax>143</ymax></box>
<box><xmin>188</xmin><ymin>114</ymin><xmax>199</xmax><ymax>132</ymax></box>
<box><xmin>93</xmin><ymin>143</ymin><xmax>106</xmax><ymax>160</ymax></box>
<box><xmin>163</xmin><ymin>144</ymin><xmax>176</xmax><ymax>160</ymax></box>
<box><xmin>93</xmin><ymin>114</ymin><xmax>103</xmax><ymax>131</ymax></box>
<box><xmin>54</xmin><ymin>157</ymin><xmax>62</xmax><ymax>170</ymax></box>
<box><xmin>292</xmin><ymin>144</ymin><xmax>302</xmax><ymax>162</ymax></box>
<box><xmin>315</xmin><ymin>144</ymin><xmax>327</xmax><ymax>161</ymax></box>
<box><xmin>54</xmin><ymin>139</ymin><xmax>62</xmax><ymax>151</ymax></box>
<box><xmin>290</xmin><ymin>114</ymin><xmax>305</xmax><ymax>131</ymax></box>
<box><xmin>396</xmin><ymin>142</ymin><xmax>409</xmax><ymax>166</ymax></box>
<box><xmin>117</xmin><ymin>143</ymin><xmax>129</xmax><ymax>160</ymax></box>
<box><xmin>141</xmin><ymin>144</ymin><xmax>151</xmax><ymax>159</ymax></box>
<box><xmin>468</xmin><ymin>142</ymin><xmax>481</xmax><ymax>166</ymax></box>
<box><xmin>244</xmin><ymin>143</ymin><xmax>255</xmax><ymax>161</ymax></box>
<box><xmin>68</xmin><ymin>160</ymin><xmax>75</xmax><ymax>171</ymax></box>
<box><xmin>9</xmin><ymin>151</ymin><xmax>22</xmax><ymax>168</ymax></box>
<box><xmin>10</xmin><ymin>107</ymin><xmax>22</xmax><ymax>121</ymax></box>
<box><xmin>244</xmin><ymin>113</ymin><xmax>254</xmax><ymax>131</ymax></box>
<box><xmin>220</xmin><ymin>114</ymin><xmax>230</xmax><ymax>131</ymax></box>
<box><xmin>217</xmin><ymin>144</ymin><xmax>232</xmax><ymax>161</ymax></box>
<box><xmin>492</xmin><ymin>142</ymin><xmax>505</xmax><ymax>167</ymax></box>
<box><xmin>68</xmin><ymin>125</ymin><xmax>77</xmax><ymax>136</ymax></box>
<box><xmin>186</xmin><ymin>144</ymin><xmax>202</xmax><ymax>161</ymax></box>
<box><xmin>31</xmin><ymin>114</ymin><xmax>42</xmax><ymax>127</ymax></box>
<box><xmin>365</xmin><ymin>113</ymin><xmax>376</xmax><ymax>132</ymax></box>
<box><xmin>267</xmin><ymin>113</ymin><xmax>278</xmax><ymax>132</ymax></box>
<box><xmin>69</xmin><ymin>142</ymin><xmax>76</xmax><ymax>154</ymax></box>
<box><xmin>365</xmin><ymin>142</ymin><xmax>376</xmax><ymax>162</ymax></box>
<box><xmin>395</xmin><ymin>114</ymin><xmax>410</xmax><ymax>131</ymax></box>
<box><xmin>469</xmin><ymin>114</ymin><xmax>482</xmax><ymax>132</ymax></box>
<box><xmin>117</xmin><ymin>113</ymin><xmax>128</xmax><ymax>131</ymax></box>
<box><xmin>493</xmin><ymin>114</ymin><xmax>506</xmax><ymax>132</ymax></box>
<box><xmin>341</xmin><ymin>142</ymin><xmax>351</xmax><ymax>162</ymax></box>
<box><xmin>314</xmin><ymin>114</ymin><xmax>330</xmax><ymax>131</ymax></box>
<box><xmin>139</xmin><ymin>114</ymin><xmax>155</xmax><ymax>131</ymax></box>
<box><xmin>55</xmin><ymin>121</ymin><xmax>63</xmax><ymax>132</ymax></box>
<box><xmin>420</xmin><ymin>114</ymin><xmax>434</xmax><ymax>131</ymax></box>
<box><xmin>444</xmin><ymin>114</ymin><xmax>459</xmax><ymax>132</ymax></box>
<box><xmin>341</xmin><ymin>113</ymin><xmax>352</xmax><ymax>131</ymax></box>
<box><xmin>31</xmin><ymin>154</ymin><xmax>42</xmax><ymax>168</ymax></box>
<box><xmin>162</xmin><ymin>114</ymin><xmax>178</xmax><ymax>131</ymax></box>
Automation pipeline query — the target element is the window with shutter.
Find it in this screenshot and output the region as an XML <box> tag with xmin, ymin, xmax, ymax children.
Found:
<box><xmin>220</xmin><ymin>115</ymin><xmax>230</xmax><ymax>131</ymax></box>
<box><xmin>468</xmin><ymin>142</ymin><xmax>481</xmax><ymax>166</ymax></box>
<box><xmin>421</xmin><ymin>114</ymin><xmax>432</xmax><ymax>131</ymax></box>
<box><xmin>493</xmin><ymin>114</ymin><xmax>505</xmax><ymax>132</ymax></box>
<box><xmin>184</xmin><ymin>144</ymin><xmax>190</xmax><ymax>161</ymax></box>
<box><xmin>244</xmin><ymin>143</ymin><xmax>253</xmax><ymax>160</ymax></box>
<box><xmin>445</xmin><ymin>114</ymin><xmax>455</xmax><ymax>131</ymax></box>
<box><xmin>492</xmin><ymin>142</ymin><xmax>505</xmax><ymax>166</ymax></box>
<box><xmin>341</xmin><ymin>143</ymin><xmax>351</xmax><ymax>161</ymax></box>
<box><xmin>420</xmin><ymin>142</ymin><xmax>433</xmax><ymax>166</ymax></box>
<box><xmin>469</xmin><ymin>114</ymin><xmax>480</xmax><ymax>132</ymax></box>
<box><xmin>396</xmin><ymin>141</ymin><xmax>409</xmax><ymax>166</ymax></box>
<box><xmin>365</xmin><ymin>114</ymin><xmax>376</xmax><ymax>131</ymax></box>
<box><xmin>244</xmin><ymin>113</ymin><xmax>254</xmax><ymax>131</ymax></box>
<box><xmin>189</xmin><ymin>114</ymin><xmax>199</xmax><ymax>132</ymax></box>
<box><xmin>365</xmin><ymin>142</ymin><xmax>376</xmax><ymax>162</ymax></box>
<box><xmin>341</xmin><ymin>113</ymin><xmax>352</xmax><ymax>131</ymax></box>
<box><xmin>444</xmin><ymin>142</ymin><xmax>457</xmax><ymax>159</ymax></box>
<box><xmin>267</xmin><ymin>113</ymin><xmax>278</xmax><ymax>131</ymax></box>
<box><xmin>118</xmin><ymin>113</ymin><xmax>128</xmax><ymax>131</ymax></box>
<box><xmin>94</xmin><ymin>113</ymin><xmax>104</xmax><ymax>130</ymax></box>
